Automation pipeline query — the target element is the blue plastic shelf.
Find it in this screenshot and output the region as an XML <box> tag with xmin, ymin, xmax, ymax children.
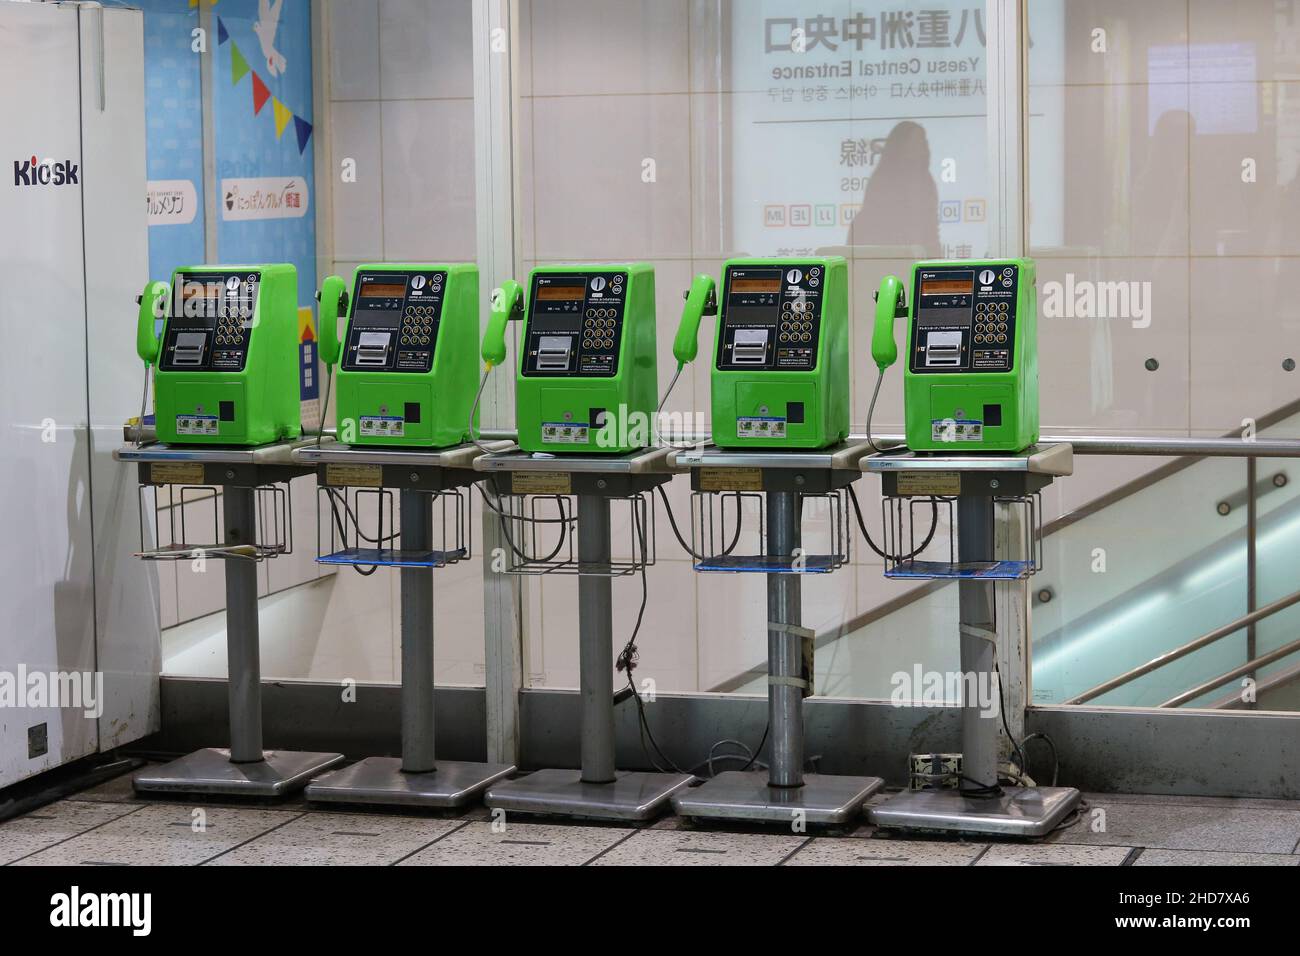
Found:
<box><xmin>885</xmin><ymin>559</ymin><xmax>1036</xmax><ymax>580</ymax></box>
<box><xmin>317</xmin><ymin>547</ymin><xmax>467</xmax><ymax>569</ymax></box>
<box><xmin>694</xmin><ymin>554</ymin><xmax>843</xmax><ymax>574</ymax></box>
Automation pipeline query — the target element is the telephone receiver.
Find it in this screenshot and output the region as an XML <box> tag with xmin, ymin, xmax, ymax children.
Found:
<box><xmin>672</xmin><ymin>273</ymin><xmax>718</xmax><ymax>367</ymax></box>
<box><xmin>481</xmin><ymin>279</ymin><xmax>523</xmax><ymax>368</ymax></box>
<box><xmin>135</xmin><ymin>280</ymin><xmax>170</xmax><ymax>366</ymax></box>
<box><xmin>872</xmin><ymin>274</ymin><xmax>908</xmax><ymax>371</ymax></box>
<box><xmin>315</xmin><ymin>274</ymin><xmax>349</xmax><ymax>367</ymax></box>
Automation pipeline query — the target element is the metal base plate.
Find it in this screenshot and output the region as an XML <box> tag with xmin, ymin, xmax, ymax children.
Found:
<box><xmin>132</xmin><ymin>748</ymin><xmax>344</xmax><ymax>798</ymax></box>
<box><xmin>672</xmin><ymin>771</ymin><xmax>885</xmax><ymax>825</ymax></box>
<box><xmin>484</xmin><ymin>768</ymin><xmax>694</xmax><ymax>821</ymax></box>
<box><xmin>869</xmin><ymin>786</ymin><xmax>1082</xmax><ymax>838</ymax></box>
<box><xmin>304</xmin><ymin>756</ymin><xmax>516</xmax><ymax>808</ymax></box>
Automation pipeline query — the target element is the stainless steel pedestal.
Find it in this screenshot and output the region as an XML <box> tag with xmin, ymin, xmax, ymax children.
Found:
<box><xmin>666</xmin><ymin>452</ymin><xmax>886</xmax><ymax>824</ymax></box>
<box><xmin>673</xmin><ymin>771</ymin><xmax>882</xmax><ymax>825</ymax></box>
<box><xmin>305</xmin><ymin>756</ymin><xmax>514</xmax><ymax>808</ymax></box>
<box><xmin>868</xmin><ymin>785</ymin><xmax>1081</xmax><ymax>837</ymax></box>
<box><xmin>132</xmin><ymin>747</ymin><xmax>343</xmax><ymax>798</ymax></box>
<box><xmin>486</xmin><ymin>768</ymin><xmax>694</xmax><ymax>821</ymax></box>
<box><xmin>127</xmin><ymin>472</ymin><xmax>343</xmax><ymax>797</ymax></box>
<box><xmin>298</xmin><ymin>448</ymin><xmax>518</xmax><ymax>807</ymax></box>
<box><xmin>864</xmin><ymin>446</ymin><xmax>1081</xmax><ymax>837</ymax></box>
<box><xmin>478</xmin><ymin>449</ymin><xmax>692</xmax><ymax>821</ymax></box>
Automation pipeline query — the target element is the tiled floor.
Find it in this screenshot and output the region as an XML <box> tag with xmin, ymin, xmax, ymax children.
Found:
<box><xmin>3</xmin><ymin>770</ymin><xmax>1300</xmax><ymax>866</ymax></box>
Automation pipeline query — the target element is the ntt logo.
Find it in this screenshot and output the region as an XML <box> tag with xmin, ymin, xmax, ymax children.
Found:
<box><xmin>13</xmin><ymin>155</ymin><xmax>79</xmax><ymax>187</ymax></box>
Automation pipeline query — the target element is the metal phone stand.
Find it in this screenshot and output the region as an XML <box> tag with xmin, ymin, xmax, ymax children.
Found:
<box><xmin>864</xmin><ymin>443</ymin><xmax>1081</xmax><ymax>837</ymax></box>
<box><xmin>669</xmin><ymin>441</ymin><xmax>886</xmax><ymax>825</ymax></box>
<box><xmin>118</xmin><ymin>439</ymin><xmax>344</xmax><ymax>797</ymax></box>
<box><xmin>295</xmin><ymin>439</ymin><xmax>516</xmax><ymax>807</ymax></box>
<box><xmin>476</xmin><ymin>447</ymin><xmax>694</xmax><ymax>821</ymax></box>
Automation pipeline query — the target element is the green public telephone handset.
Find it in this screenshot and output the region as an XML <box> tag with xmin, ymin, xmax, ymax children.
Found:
<box><xmin>872</xmin><ymin>273</ymin><xmax>907</xmax><ymax>371</ymax></box>
<box><xmin>135</xmin><ymin>280</ymin><xmax>170</xmax><ymax>366</ymax></box>
<box><xmin>659</xmin><ymin>274</ymin><xmax>718</xmax><ymax>426</ymax></box>
<box><xmin>470</xmin><ymin>279</ymin><xmax>524</xmax><ymax>450</ymax></box>
<box><xmin>316</xmin><ymin>274</ymin><xmax>348</xmax><ymax>368</ymax></box>
<box><xmin>673</xmin><ymin>274</ymin><xmax>718</xmax><ymax>366</ymax></box>
<box><xmin>481</xmin><ymin>279</ymin><xmax>523</xmax><ymax>370</ymax></box>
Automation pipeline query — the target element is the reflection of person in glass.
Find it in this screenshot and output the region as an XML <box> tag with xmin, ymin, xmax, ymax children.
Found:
<box><xmin>1133</xmin><ymin>109</ymin><xmax>1192</xmax><ymax>256</ymax></box>
<box><xmin>846</xmin><ymin>121</ymin><xmax>940</xmax><ymax>256</ymax></box>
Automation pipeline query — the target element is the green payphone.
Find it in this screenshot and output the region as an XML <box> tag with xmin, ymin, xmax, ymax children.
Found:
<box><xmin>481</xmin><ymin>264</ymin><xmax>657</xmax><ymax>454</ymax></box>
<box><xmin>136</xmin><ymin>264</ymin><xmax>302</xmax><ymax>446</ymax></box>
<box><xmin>316</xmin><ymin>264</ymin><xmax>478</xmax><ymax>447</ymax></box>
<box><xmin>872</xmin><ymin>259</ymin><xmax>1039</xmax><ymax>453</ymax></box>
<box><xmin>673</xmin><ymin>257</ymin><xmax>849</xmax><ymax>449</ymax></box>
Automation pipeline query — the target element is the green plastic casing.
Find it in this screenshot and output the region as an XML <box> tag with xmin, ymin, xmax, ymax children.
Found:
<box><xmin>326</xmin><ymin>263</ymin><xmax>479</xmax><ymax>448</ymax></box>
<box><xmin>150</xmin><ymin>264</ymin><xmax>302</xmax><ymax>446</ymax></box>
<box><xmin>900</xmin><ymin>258</ymin><xmax>1039</xmax><ymax>453</ymax></box>
<box><xmin>513</xmin><ymin>263</ymin><xmax>657</xmax><ymax>454</ymax></box>
<box><xmin>711</xmin><ymin>256</ymin><xmax>849</xmax><ymax>449</ymax></box>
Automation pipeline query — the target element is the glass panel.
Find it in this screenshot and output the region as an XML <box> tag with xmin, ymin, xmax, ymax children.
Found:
<box><xmin>1019</xmin><ymin>0</ymin><xmax>1300</xmax><ymax>711</ymax></box>
<box><xmin>515</xmin><ymin>0</ymin><xmax>989</xmax><ymax>692</ymax></box>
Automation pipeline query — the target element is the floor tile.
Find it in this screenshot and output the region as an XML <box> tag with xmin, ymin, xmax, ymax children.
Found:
<box><xmin>206</xmin><ymin>812</ymin><xmax>462</xmax><ymax>866</ymax></box>
<box><xmin>592</xmin><ymin>828</ymin><xmax>808</xmax><ymax>866</ymax></box>
<box><xmin>0</xmin><ymin>801</ymin><xmax>143</xmax><ymax>865</ymax></box>
<box><xmin>398</xmin><ymin>821</ymin><xmax>633</xmax><ymax>866</ymax></box>
<box><xmin>1055</xmin><ymin>802</ymin><xmax>1300</xmax><ymax>854</ymax></box>
<box><xmin>12</xmin><ymin>804</ymin><xmax>298</xmax><ymax>866</ymax></box>
<box><xmin>1132</xmin><ymin>848</ymin><xmax>1300</xmax><ymax>866</ymax></box>
<box><xmin>785</xmin><ymin>837</ymin><xmax>987</xmax><ymax>866</ymax></box>
<box><xmin>65</xmin><ymin>772</ymin><xmax>142</xmax><ymax>804</ymax></box>
<box><xmin>977</xmin><ymin>843</ymin><xmax>1135</xmax><ymax>866</ymax></box>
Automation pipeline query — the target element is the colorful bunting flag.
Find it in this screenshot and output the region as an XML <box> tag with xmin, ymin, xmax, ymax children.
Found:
<box><xmin>272</xmin><ymin>97</ymin><xmax>293</xmax><ymax>139</ymax></box>
<box><xmin>223</xmin><ymin>32</ymin><xmax>314</xmax><ymax>155</ymax></box>
<box><xmin>293</xmin><ymin>116</ymin><xmax>314</xmax><ymax>156</ymax></box>
<box><xmin>251</xmin><ymin>72</ymin><xmax>271</xmax><ymax>115</ymax></box>
<box><xmin>231</xmin><ymin>43</ymin><xmax>250</xmax><ymax>85</ymax></box>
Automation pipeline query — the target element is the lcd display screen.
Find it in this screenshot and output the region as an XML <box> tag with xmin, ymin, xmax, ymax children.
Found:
<box><xmin>731</xmin><ymin>277</ymin><xmax>782</xmax><ymax>293</ymax></box>
<box><xmin>537</xmin><ymin>285</ymin><xmax>586</xmax><ymax>301</ymax></box>
<box><xmin>921</xmin><ymin>277</ymin><xmax>973</xmax><ymax>296</ymax></box>
<box><xmin>359</xmin><ymin>282</ymin><xmax>407</xmax><ymax>298</ymax></box>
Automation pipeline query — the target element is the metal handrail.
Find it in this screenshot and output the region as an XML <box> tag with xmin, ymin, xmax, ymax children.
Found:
<box><xmin>1162</xmin><ymin>634</ymin><xmax>1300</xmax><ymax>708</ymax></box>
<box><xmin>1064</xmin><ymin>588</ymin><xmax>1300</xmax><ymax>704</ymax></box>
<box><xmin>1209</xmin><ymin>659</ymin><xmax>1300</xmax><ymax>708</ymax></box>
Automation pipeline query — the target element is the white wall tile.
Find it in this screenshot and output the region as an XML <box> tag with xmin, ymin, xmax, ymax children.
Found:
<box><xmin>329</xmin><ymin>102</ymin><xmax>385</xmax><ymax>262</ymax></box>
<box><xmin>519</xmin><ymin>0</ymin><xmax>690</xmax><ymax>97</ymax></box>
<box><xmin>379</xmin><ymin>0</ymin><xmax>474</xmax><ymax>100</ymax></box>
<box><xmin>380</xmin><ymin>98</ymin><xmax>477</xmax><ymax>261</ymax></box>
<box><xmin>1035</xmin><ymin>257</ymin><xmax>1190</xmax><ymax>432</ymax></box>
<box><xmin>1190</xmin><ymin>256</ymin><xmax>1300</xmax><ymax>431</ymax></box>
<box><xmin>328</xmin><ymin>0</ymin><xmax>380</xmax><ymax>100</ymax></box>
<box><xmin>526</xmin><ymin>94</ymin><xmax>692</xmax><ymax>260</ymax></box>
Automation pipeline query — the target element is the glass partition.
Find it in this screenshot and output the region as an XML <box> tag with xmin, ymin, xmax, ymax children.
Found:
<box><xmin>516</xmin><ymin>0</ymin><xmax>990</xmax><ymax>692</ymax></box>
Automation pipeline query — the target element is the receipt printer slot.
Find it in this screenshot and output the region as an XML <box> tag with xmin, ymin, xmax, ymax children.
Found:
<box><xmin>732</xmin><ymin>328</ymin><xmax>769</xmax><ymax>365</ymax></box>
<box><xmin>536</xmin><ymin>334</ymin><xmax>573</xmax><ymax>371</ymax></box>
<box><xmin>355</xmin><ymin>331</ymin><xmax>392</xmax><ymax>367</ymax></box>
<box><xmin>172</xmin><ymin>331</ymin><xmax>207</xmax><ymax>366</ymax></box>
<box><xmin>924</xmin><ymin>330</ymin><xmax>962</xmax><ymax>367</ymax></box>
